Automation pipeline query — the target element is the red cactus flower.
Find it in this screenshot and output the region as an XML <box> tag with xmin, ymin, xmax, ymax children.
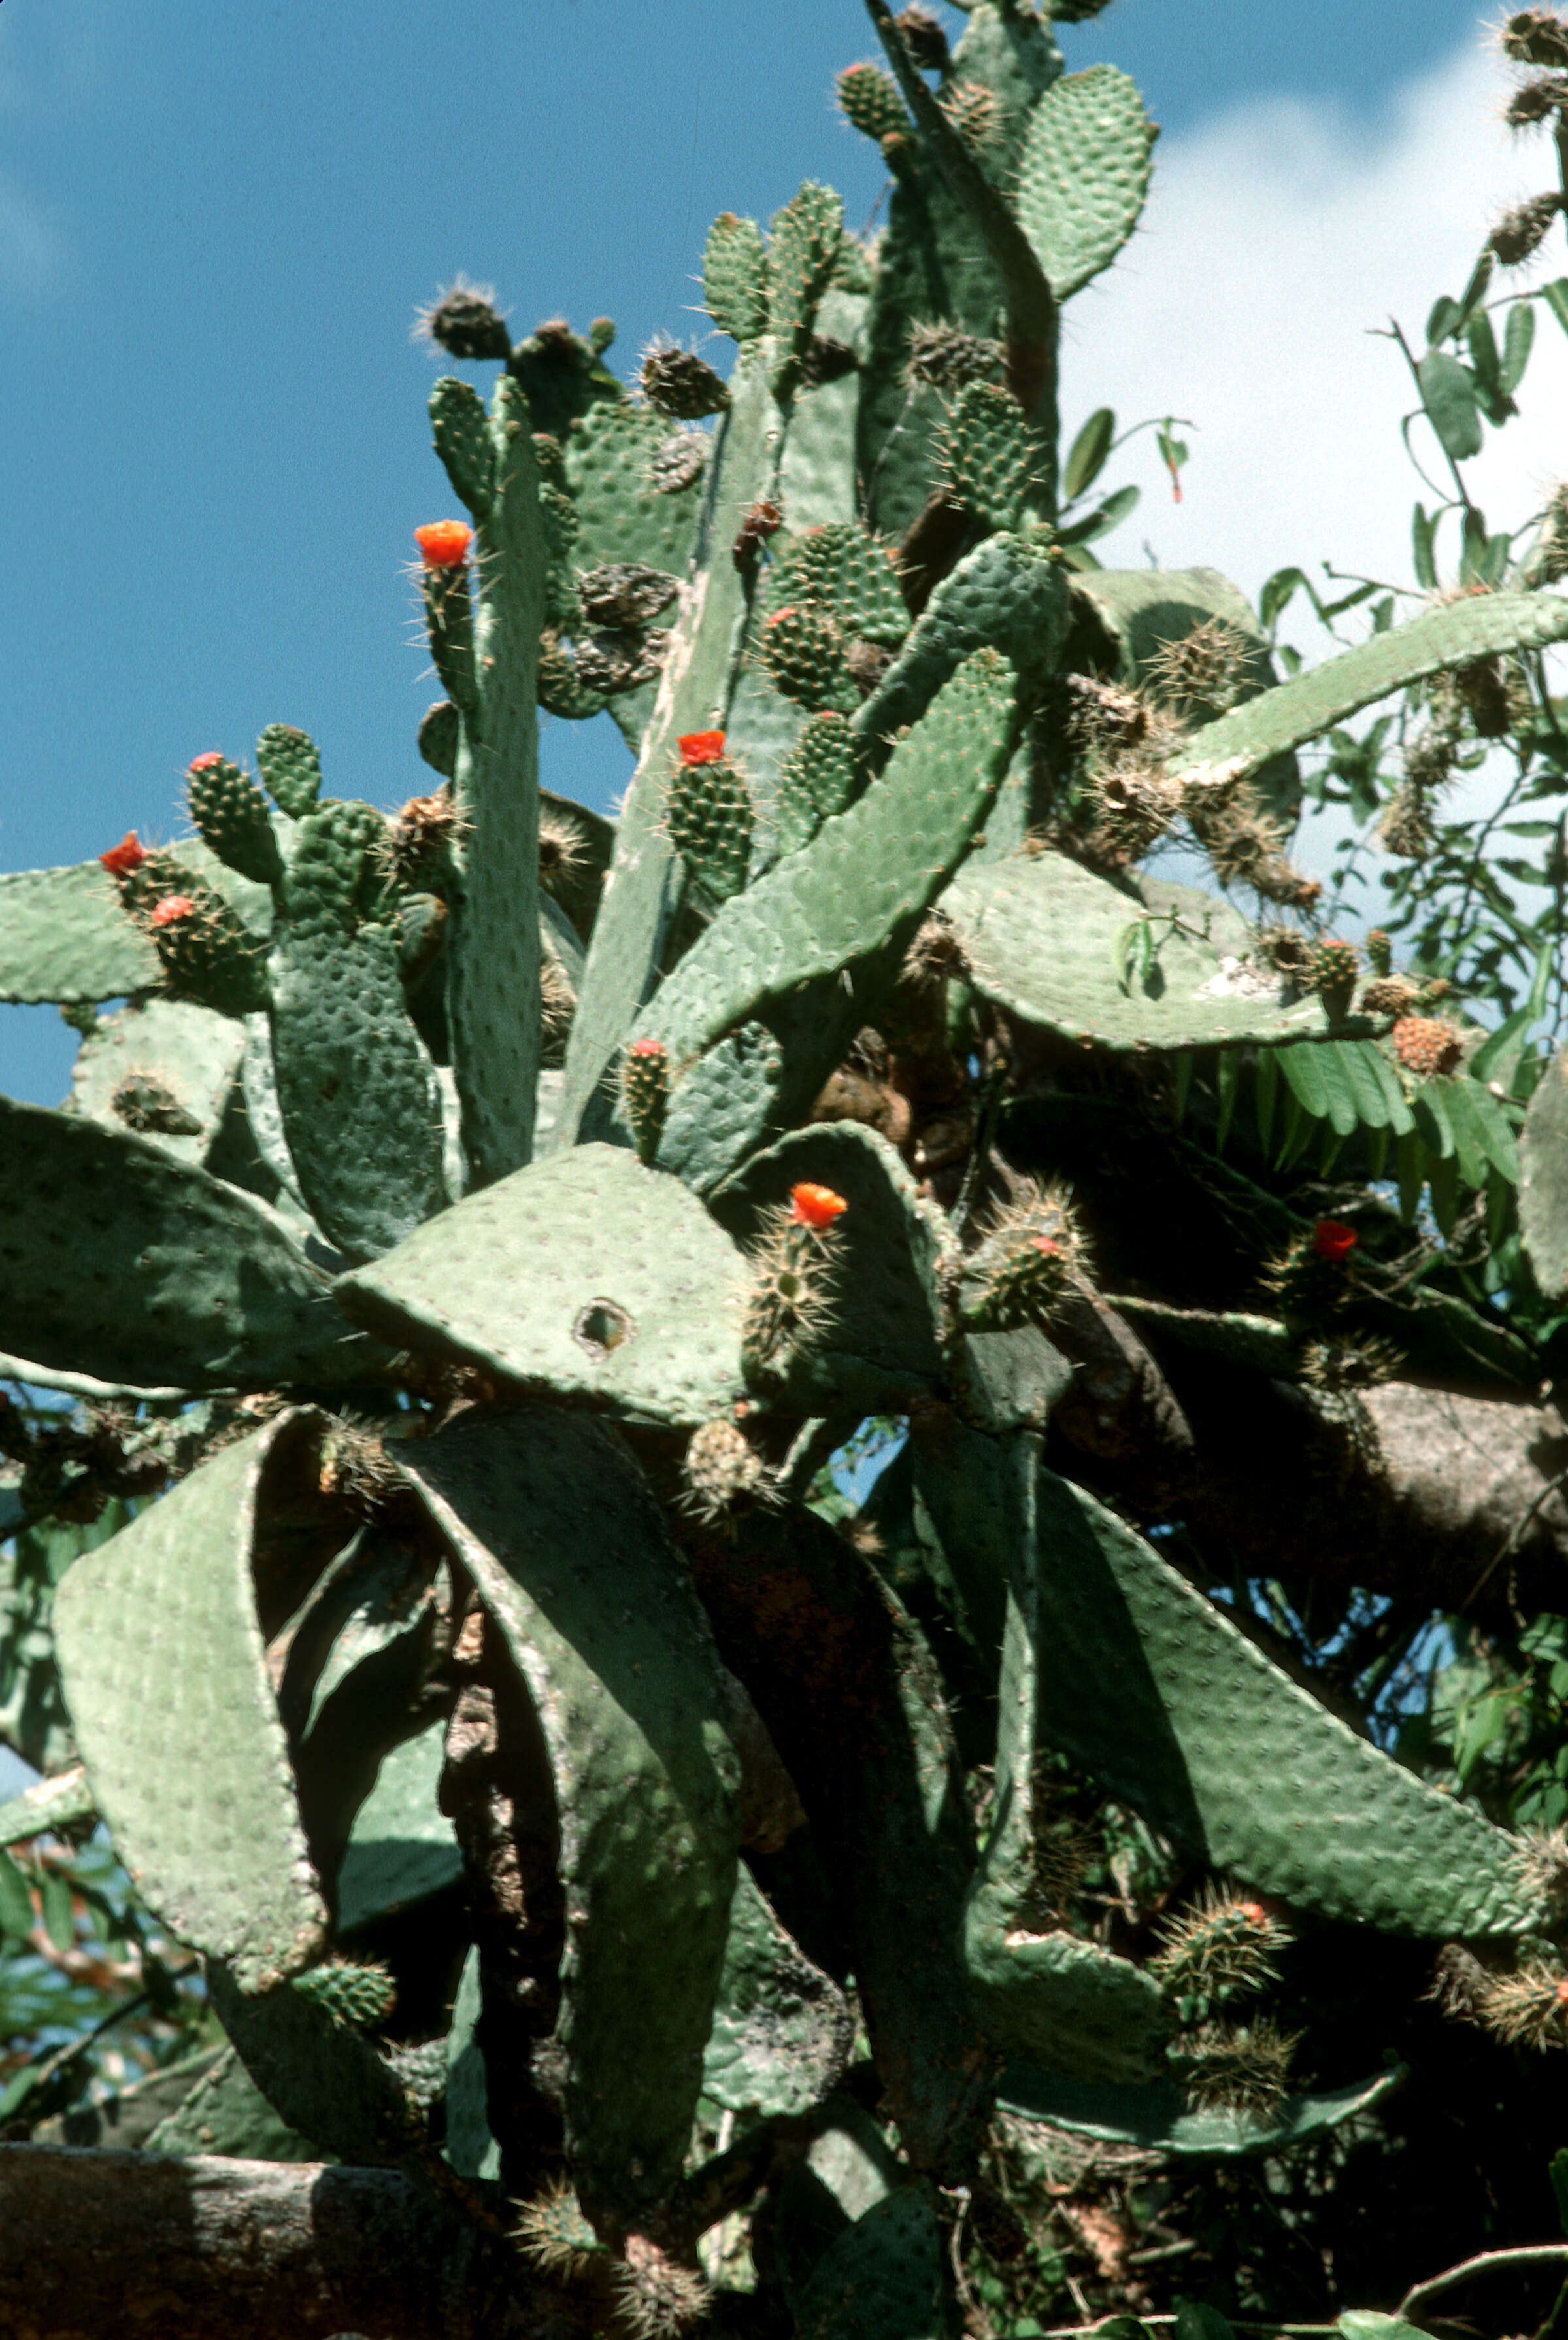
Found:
<box><xmin>676</xmin><ymin>730</ymin><xmax>726</xmax><ymax>766</ymax></box>
<box><xmin>98</xmin><ymin>832</ymin><xmax>147</xmax><ymax>877</ymax></box>
<box><xmin>149</xmin><ymin>894</ymin><xmax>195</xmax><ymax>928</ymax></box>
<box><xmin>1312</xmin><ymin>1218</ymin><xmax>1358</xmax><ymax>1263</ymax></box>
<box><xmin>789</xmin><ymin>1181</ymin><xmax>848</xmax><ymax>1230</ymax></box>
<box><xmin>629</xmin><ymin>1036</ymin><xmax>667</xmax><ymax>1059</ymax></box>
<box><xmin>764</xmin><ymin>607</ymin><xmax>799</xmax><ymax>628</ymax></box>
<box><xmin>1239</xmin><ymin>1901</ymin><xmax>1269</xmax><ymax>1925</ymax></box>
<box><xmin>187</xmin><ymin>750</ymin><xmax>225</xmax><ymax>773</ymax></box>
<box><xmin>1030</xmin><ymin>1236</ymin><xmax>1062</xmax><ymax>1258</ymax></box>
<box><xmin>414</xmin><ymin>519</ymin><xmax>473</xmax><ymax>568</ymax></box>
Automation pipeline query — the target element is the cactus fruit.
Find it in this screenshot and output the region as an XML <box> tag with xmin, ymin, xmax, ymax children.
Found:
<box><xmin>621</xmin><ymin>1036</ymin><xmax>670</xmax><ymax>1166</ymax></box>
<box><xmin>960</xmin><ymin>1184</ymin><xmax>1084</xmax><ymax>1332</ymax></box>
<box><xmin>639</xmin><ymin>341</ymin><xmax>730</xmax><ymax>420</ymax></box>
<box><xmin>255</xmin><ymin>722</ymin><xmax>322</xmax><ymax>817</ymax></box>
<box><xmin>414</xmin><ymin>275</ymin><xmax>512</xmax><ymax>362</ymax></box>
<box><xmin>741</xmin><ymin>1185</ymin><xmax>848</xmax><ymax>1378</ymax></box>
<box><xmin>1366</xmin><ymin>927</ymin><xmax>1393</xmax><ymax>977</ymax></box>
<box><xmin>121</xmin><ymin>856</ymin><xmax>267</xmax><ymax>1017</ymax></box>
<box><xmin>703</xmin><ymin>211</ymin><xmax>769</xmax><ymax>343</ymax></box>
<box><xmin>291</xmin><ymin>1956</ymin><xmax>397</xmax><ymax>2030</ymax></box>
<box><xmin>758</xmin><ymin>603</ymin><xmax>858</xmax><ymax>713</ymax></box>
<box><xmin>419</xmin><ymin>546</ymin><xmax>477</xmax><ymax>713</ymax></box>
<box><xmin>185</xmin><ymin>753</ymin><xmax>282</xmax><ymax>888</ymax></box>
<box><xmin>1310</xmin><ymin>936</ymin><xmax>1360</xmax><ymax>1023</ymax></box>
<box><xmin>512</xmin><ymin>2180</ymin><xmax>607</xmax><ymax>2279</ymax></box>
<box><xmin>1392</xmin><ymin>1013</ymin><xmax>1465</xmax><ymax>1079</ymax></box>
<box><xmin>1501</xmin><ymin>7</ymin><xmax>1568</xmax><ymax>66</ymax></box>
<box><xmin>1169</xmin><ymin>2017</ymin><xmax>1300</xmax><ymax>2120</ymax></box>
<box><xmin>576</xmin><ymin>563</ymin><xmax>680</xmax><ymax>628</ymax></box>
<box><xmin>610</xmin><ymin>2237</ymin><xmax>711</xmax><ymax>2340</ymax></box>
<box><xmin>663</xmin><ymin>736</ymin><xmax>754</xmax><ymax>904</ymax></box>
<box><xmin>905</xmin><ymin>322</ymin><xmax>1003</xmax><ymax>393</ymax></box>
<box><xmin>681</xmin><ymin>1416</ymin><xmax>774</xmax><ymax>1523</ymax></box>
<box><xmin>767</xmin><ymin>180</ymin><xmax>844</xmax><ymax>384</ymax></box>
<box><xmin>939</xmin><ymin>381</ymin><xmax>1043</xmax><ymax>534</ymax></box>
<box><xmin>768</xmin><ymin>524</ymin><xmax>909</xmax><ymax>647</ymax></box>
<box><xmin>775</xmin><ymin>707</ymin><xmax>858</xmax><ymax>853</ymax></box>
<box><xmin>1150</xmin><ymin>1886</ymin><xmax>1292</xmax><ymax>2008</ymax></box>
<box><xmin>836</xmin><ymin>60</ymin><xmax>909</xmax><ymax>143</ymax></box>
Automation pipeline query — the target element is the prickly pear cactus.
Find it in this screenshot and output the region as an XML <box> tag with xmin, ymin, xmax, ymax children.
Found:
<box><xmin>10</xmin><ymin>5</ymin><xmax>1568</xmax><ymax>2331</ymax></box>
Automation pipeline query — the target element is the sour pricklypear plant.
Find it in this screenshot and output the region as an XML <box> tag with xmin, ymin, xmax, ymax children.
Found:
<box><xmin>12</xmin><ymin>6</ymin><xmax>1568</xmax><ymax>2336</ymax></box>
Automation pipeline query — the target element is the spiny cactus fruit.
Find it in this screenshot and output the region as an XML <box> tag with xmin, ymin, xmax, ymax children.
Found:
<box><xmin>1150</xmin><ymin>1886</ymin><xmax>1292</xmax><ymax>2008</ymax></box>
<box><xmin>664</xmin><ymin>734</ymin><xmax>754</xmax><ymax>904</ymax></box>
<box><xmin>414</xmin><ymin>274</ymin><xmax>512</xmax><ymax>362</ymax></box>
<box><xmin>1309</xmin><ymin>936</ymin><xmax>1360</xmax><ymax>1022</ymax></box>
<box><xmin>960</xmin><ymin>1183</ymin><xmax>1084</xmax><ymax>1333</ymax></box>
<box><xmin>758</xmin><ymin>603</ymin><xmax>858</xmax><ymax>712</ymax></box>
<box><xmin>610</xmin><ymin>2237</ymin><xmax>712</xmax><ymax>2340</ymax></box>
<box><xmin>118</xmin><ymin>855</ymin><xmax>267</xmax><ymax>1017</ymax></box>
<box><xmin>512</xmin><ymin>2180</ymin><xmax>607</xmax><ymax>2279</ymax></box>
<box><xmin>775</xmin><ymin>708</ymin><xmax>858</xmax><ymax>853</ymax></box>
<box><xmin>1169</xmin><ymin>2017</ymin><xmax>1301</xmax><ymax>2120</ymax></box>
<box><xmin>741</xmin><ymin>1183</ymin><xmax>848</xmax><ymax>1376</ymax></box>
<box><xmin>837</xmin><ymin>59</ymin><xmax>909</xmax><ymax>143</ymax></box>
<box><xmin>1392</xmin><ymin>1013</ymin><xmax>1465</xmax><ymax>1079</ymax></box>
<box><xmin>639</xmin><ymin>341</ymin><xmax>730</xmax><ymax>420</ymax></box>
<box><xmin>939</xmin><ymin>381</ymin><xmax>1043</xmax><ymax>534</ymax></box>
<box><xmin>255</xmin><ymin>721</ymin><xmax>322</xmax><ymax>816</ymax></box>
<box><xmin>680</xmin><ymin>1416</ymin><xmax>775</xmax><ymax>1523</ymax></box>
<box><xmin>621</xmin><ymin>1036</ymin><xmax>670</xmax><ymax>1166</ymax></box>
<box><xmin>291</xmin><ymin>1956</ymin><xmax>397</xmax><ymax>2030</ymax></box>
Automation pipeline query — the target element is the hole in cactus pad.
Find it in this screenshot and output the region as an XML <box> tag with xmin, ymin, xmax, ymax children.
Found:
<box><xmin>574</xmin><ymin>1298</ymin><xmax>635</xmax><ymax>1358</ymax></box>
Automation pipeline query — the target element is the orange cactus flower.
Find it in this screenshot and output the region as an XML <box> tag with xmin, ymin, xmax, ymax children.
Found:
<box><xmin>789</xmin><ymin>1181</ymin><xmax>848</xmax><ymax>1230</ymax></box>
<box><xmin>414</xmin><ymin>519</ymin><xmax>473</xmax><ymax>568</ymax></box>
<box><xmin>629</xmin><ymin>1036</ymin><xmax>667</xmax><ymax>1059</ymax></box>
<box><xmin>99</xmin><ymin>832</ymin><xmax>146</xmax><ymax>877</ymax></box>
<box><xmin>186</xmin><ymin>750</ymin><xmax>225</xmax><ymax>773</ymax></box>
<box><xmin>149</xmin><ymin>894</ymin><xmax>195</xmax><ymax>927</ymax></box>
<box><xmin>1312</xmin><ymin>1218</ymin><xmax>1358</xmax><ymax>1264</ymax></box>
<box><xmin>676</xmin><ymin>730</ymin><xmax>727</xmax><ymax>766</ymax></box>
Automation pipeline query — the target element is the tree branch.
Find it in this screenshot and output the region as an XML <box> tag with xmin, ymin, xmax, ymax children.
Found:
<box><xmin>0</xmin><ymin>2145</ymin><xmax>541</xmax><ymax>2340</ymax></box>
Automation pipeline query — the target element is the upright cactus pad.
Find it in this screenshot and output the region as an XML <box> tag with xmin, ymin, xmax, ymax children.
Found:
<box><xmin>703</xmin><ymin>211</ymin><xmax>769</xmax><ymax>342</ymax></box>
<box><xmin>256</xmin><ymin>722</ymin><xmax>323</xmax><ymax>817</ymax></box>
<box><xmin>186</xmin><ymin>755</ymin><xmax>283</xmax><ymax>888</ymax></box>
<box><xmin>663</xmin><ymin>736</ymin><xmax>755</xmax><ymax>903</ymax></box>
<box><xmin>939</xmin><ymin>380</ymin><xmax>1044</xmax><ymax>533</ymax></box>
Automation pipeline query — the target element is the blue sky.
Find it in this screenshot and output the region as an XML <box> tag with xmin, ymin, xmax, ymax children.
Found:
<box><xmin>0</xmin><ymin>0</ymin><xmax>1537</xmax><ymax>1104</ymax></box>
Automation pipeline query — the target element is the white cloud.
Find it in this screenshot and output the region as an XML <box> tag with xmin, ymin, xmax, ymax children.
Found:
<box><xmin>1065</xmin><ymin>38</ymin><xmax>1568</xmax><ymax>625</ymax></box>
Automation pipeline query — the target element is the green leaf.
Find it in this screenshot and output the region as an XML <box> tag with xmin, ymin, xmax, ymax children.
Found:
<box><xmin>51</xmin><ymin>1415</ymin><xmax>329</xmax><ymax>1990</ymax></box>
<box><xmin>1411</xmin><ymin>503</ymin><xmax>1438</xmax><ymax>591</ymax></box>
<box><xmin>1541</xmin><ymin>278</ymin><xmax>1568</xmax><ymax>339</ymax></box>
<box><xmin>1426</xmin><ymin>294</ymin><xmax>1463</xmax><ymax>347</ymax></box>
<box><xmin>1058</xmin><ymin>483</ymin><xmax>1140</xmax><ymax>545</ymax></box>
<box><xmin>1176</xmin><ymin>2304</ymin><xmax>1237</xmax><ymax>2340</ymax></box>
<box><xmin>401</xmin><ymin>1400</ymin><xmax>740</xmax><ymax>2222</ymax></box>
<box><xmin>1260</xmin><ymin>566</ymin><xmax>1308</xmax><ymax>632</ymax></box>
<box><xmin>1465</xmin><ymin>310</ymin><xmax>1503</xmax><ymax>399</ymax></box>
<box><xmin>1503</xmin><ymin>299</ymin><xmax>1537</xmax><ymax>394</ymax></box>
<box><xmin>1064</xmin><ymin>405</ymin><xmax>1116</xmax><ymax>500</ymax></box>
<box><xmin>1416</xmin><ymin>350</ymin><xmax>1483</xmax><ymax>462</ymax></box>
<box><xmin>1520</xmin><ymin>1047</ymin><xmax>1568</xmax><ymax>1297</ymax></box>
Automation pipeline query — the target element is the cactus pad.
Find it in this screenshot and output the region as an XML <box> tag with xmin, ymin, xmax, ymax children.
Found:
<box><xmin>401</xmin><ymin>1400</ymin><xmax>740</xmax><ymax>2221</ymax></box>
<box><xmin>256</xmin><ymin>723</ymin><xmax>323</xmax><ymax>818</ymax></box>
<box><xmin>665</xmin><ymin>745</ymin><xmax>755</xmax><ymax>902</ymax></box>
<box><xmin>769</xmin><ymin>525</ymin><xmax>910</xmax><ymax>647</ymax></box>
<box><xmin>186</xmin><ymin>756</ymin><xmax>283</xmax><ymax>888</ymax></box>
<box><xmin>69</xmin><ymin>997</ymin><xmax>245</xmax><ymax>1169</ymax></box>
<box><xmin>429</xmin><ymin>373</ymin><xmax>495</xmax><ymax>520</ymax></box>
<box><xmin>335</xmin><ymin>1142</ymin><xmax>752</xmax><ymax>1427</ymax></box>
<box><xmin>703</xmin><ymin>212</ymin><xmax>769</xmax><ymax>343</ymax></box>
<box><xmin>701</xmin><ymin>1864</ymin><xmax>853</xmax><ymax>2118</ymax></box>
<box><xmin>1016</xmin><ymin>64</ymin><xmax>1158</xmax><ymax>299</ymax></box>
<box><xmin>939</xmin><ymin>381</ymin><xmax>1043</xmax><ymax>532</ymax></box>
<box><xmin>50</xmin><ymin>1417</ymin><xmax>329</xmax><ymax>1990</ymax></box>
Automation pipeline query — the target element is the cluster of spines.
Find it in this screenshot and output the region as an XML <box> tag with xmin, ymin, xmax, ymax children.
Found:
<box><xmin>1150</xmin><ymin>1884</ymin><xmax>1292</xmax><ymax>2011</ymax></box>
<box><xmin>291</xmin><ymin>1955</ymin><xmax>397</xmax><ymax>2030</ymax></box>
<box><xmin>758</xmin><ymin>605</ymin><xmax>859</xmax><ymax>714</ymax></box>
<box><xmin>680</xmin><ymin>1417</ymin><xmax>776</xmax><ymax>1527</ymax></box>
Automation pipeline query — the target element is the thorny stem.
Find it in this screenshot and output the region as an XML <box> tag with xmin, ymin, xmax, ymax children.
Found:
<box><xmin>1398</xmin><ymin>2241</ymin><xmax>1568</xmax><ymax>2324</ymax></box>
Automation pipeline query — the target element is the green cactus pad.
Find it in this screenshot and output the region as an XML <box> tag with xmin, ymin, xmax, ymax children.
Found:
<box><xmin>1073</xmin><ymin>567</ymin><xmax>1276</xmax><ymax>704</ymax></box>
<box><xmin>448</xmin><ymin>373</ymin><xmax>547</xmax><ymax>1186</ymax></box>
<box><xmin>429</xmin><ymin>374</ymin><xmax>495</xmax><ymax>519</ymax></box>
<box><xmin>712</xmin><ymin>1123</ymin><xmax>954</xmax><ymax>1412</ymax></box>
<box><xmin>269</xmin><ymin>915</ymin><xmax>448</xmax><ymax>1264</ymax></box>
<box><xmin>943</xmin><ymin>848</ymin><xmax>1348</xmax><ymax>1051</ymax></box>
<box><xmin>400</xmin><ymin>1400</ymin><xmax>740</xmax><ymax>2221</ymax></box>
<box><xmin>185</xmin><ymin>757</ymin><xmax>282</xmax><ymax>890</ymax></box>
<box><xmin>444</xmin><ymin>1946</ymin><xmax>499</xmax><ymax>2181</ymax></box>
<box><xmin>121</xmin><ymin>858</ymin><xmax>269</xmax><ymax>1019</ymax></box>
<box><xmin>141</xmin><ymin>2044</ymin><xmax>326</xmax><ymax>2163</ymax></box>
<box><xmin>50</xmin><ymin>1417</ymin><xmax>328</xmax><ymax>1990</ymax></box>
<box><xmin>1165</xmin><ymin>588</ymin><xmax>1568</xmax><ymax>790</ymax></box>
<box><xmin>1519</xmin><ymin>1045</ymin><xmax>1568</xmax><ymax>1298</ymax></box>
<box><xmin>206</xmin><ymin>1959</ymin><xmax>424</xmax><ymax>2170</ymax></box>
<box><xmin>768</xmin><ymin>525</ymin><xmax>910</xmax><ymax>649</ymax></box>
<box><xmin>701</xmin><ymin>1864</ymin><xmax>853</xmax><ymax>2119</ymax></box>
<box><xmin>1016</xmin><ymin>64</ymin><xmax>1158</xmax><ymax>299</ymax></box>
<box><xmin>644</xmin><ymin>648</ymin><xmax>1018</xmax><ymax>1069</ymax></box>
<box><xmin>565</xmin><ymin>399</ymin><xmax>706</xmax><ymax>749</ymax></box>
<box><xmin>68</xmin><ymin>997</ymin><xmax>245</xmax><ymax>1169</ymax></box>
<box><xmin>704</xmin><ymin>211</ymin><xmax>770</xmax><ymax>343</ymax></box>
<box><xmin>335</xmin><ymin>1141</ymin><xmax>752</xmax><ymax>1428</ymax></box>
<box><xmin>775</xmin><ymin>709</ymin><xmax>859</xmax><ymax>855</ymax></box>
<box><xmin>557</xmin><ymin>344</ymin><xmax>784</xmax><ymax>1146</ymax></box>
<box><xmin>794</xmin><ymin>2184</ymin><xmax>948</xmax><ymax>2340</ymax></box>
<box><xmin>1030</xmin><ymin>1465</ymin><xmax>1542</xmax><ymax>1935</ymax></box>
<box><xmin>256</xmin><ymin>722</ymin><xmax>323</xmax><ymax>818</ymax></box>
<box><xmin>768</xmin><ymin>180</ymin><xmax>844</xmax><ymax>384</ymax></box>
<box><xmin>0</xmin><ymin>860</ymin><xmax>161</xmax><ymax>1004</ymax></box>
<box><xmin>940</xmin><ymin>381</ymin><xmax>1043</xmax><ymax>533</ymax></box>
<box><xmin>0</xmin><ymin>1094</ymin><xmax>381</xmax><ymax>1391</ymax></box>
<box><xmin>961</xmin><ymin>1431</ymin><xmax>1174</xmax><ymax>2081</ymax></box>
<box><xmin>853</xmin><ymin>533</ymin><xmax>1067</xmax><ymax>753</ymax></box>
<box><xmin>997</xmin><ymin>2061</ymin><xmax>1406</xmax><ymax>2159</ymax></box>
<box><xmin>652</xmin><ymin>1021</ymin><xmax>786</xmax><ymax>1197</ymax></box>
<box><xmin>837</xmin><ymin>61</ymin><xmax>909</xmax><ymax>144</ymax></box>
<box><xmin>333</xmin><ymin>1719</ymin><xmax>463</xmax><ymax>1933</ymax></box>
